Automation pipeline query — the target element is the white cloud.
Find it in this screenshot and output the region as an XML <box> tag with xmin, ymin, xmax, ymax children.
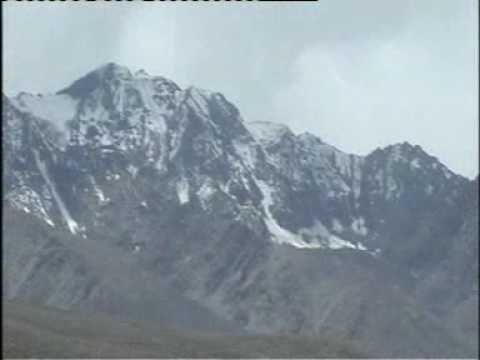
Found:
<box><xmin>271</xmin><ymin>4</ymin><xmax>478</xmax><ymax>178</ymax></box>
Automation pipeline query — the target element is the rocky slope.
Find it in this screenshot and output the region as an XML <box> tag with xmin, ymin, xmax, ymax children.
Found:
<box><xmin>3</xmin><ymin>63</ymin><xmax>478</xmax><ymax>357</ymax></box>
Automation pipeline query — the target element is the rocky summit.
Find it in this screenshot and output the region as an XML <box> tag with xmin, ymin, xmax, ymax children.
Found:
<box><xmin>3</xmin><ymin>63</ymin><xmax>478</xmax><ymax>357</ymax></box>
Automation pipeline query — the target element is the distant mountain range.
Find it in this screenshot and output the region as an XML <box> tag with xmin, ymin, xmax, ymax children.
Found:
<box><xmin>3</xmin><ymin>63</ymin><xmax>478</xmax><ymax>357</ymax></box>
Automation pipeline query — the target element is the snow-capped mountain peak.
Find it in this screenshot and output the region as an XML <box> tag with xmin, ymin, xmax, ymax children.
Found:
<box><xmin>2</xmin><ymin>64</ymin><xmax>470</xmax><ymax>256</ymax></box>
<box><xmin>3</xmin><ymin>65</ymin><xmax>477</xmax><ymax>356</ymax></box>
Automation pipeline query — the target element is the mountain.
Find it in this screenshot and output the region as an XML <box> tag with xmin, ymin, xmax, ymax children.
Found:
<box><xmin>2</xmin><ymin>63</ymin><xmax>478</xmax><ymax>357</ymax></box>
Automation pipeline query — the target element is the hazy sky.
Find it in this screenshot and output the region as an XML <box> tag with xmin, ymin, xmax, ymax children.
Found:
<box><xmin>3</xmin><ymin>0</ymin><xmax>478</xmax><ymax>178</ymax></box>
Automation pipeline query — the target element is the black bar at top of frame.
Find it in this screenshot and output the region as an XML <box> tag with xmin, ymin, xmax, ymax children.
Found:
<box><xmin>3</xmin><ymin>0</ymin><xmax>318</xmax><ymax>2</ymax></box>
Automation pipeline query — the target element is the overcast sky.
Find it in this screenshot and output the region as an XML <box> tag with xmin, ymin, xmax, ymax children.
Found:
<box><xmin>3</xmin><ymin>0</ymin><xmax>478</xmax><ymax>178</ymax></box>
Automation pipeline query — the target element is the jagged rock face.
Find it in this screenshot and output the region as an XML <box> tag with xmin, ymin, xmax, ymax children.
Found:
<box><xmin>358</xmin><ymin>143</ymin><xmax>470</xmax><ymax>271</ymax></box>
<box><xmin>2</xmin><ymin>63</ymin><xmax>478</xmax><ymax>357</ymax></box>
<box><xmin>415</xmin><ymin>178</ymin><xmax>479</xmax><ymax>348</ymax></box>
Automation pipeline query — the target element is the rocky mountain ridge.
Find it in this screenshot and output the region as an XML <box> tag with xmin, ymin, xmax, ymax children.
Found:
<box><xmin>3</xmin><ymin>62</ymin><xmax>478</xmax><ymax>357</ymax></box>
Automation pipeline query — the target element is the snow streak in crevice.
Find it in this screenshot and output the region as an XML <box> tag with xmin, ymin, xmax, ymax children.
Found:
<box><xmin>33</xmin><ymin>150</ymin><xmax>79</xmax><ymax>234</ymax></box>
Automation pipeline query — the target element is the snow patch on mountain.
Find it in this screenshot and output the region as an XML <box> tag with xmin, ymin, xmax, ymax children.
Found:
<box><xmin>96</xmin><ymin>62</ymin><xmax>132</xmax><ymax>80</ymax></box>
<box><xmin>234</xmin><ymin>141</ymin><xmax>257</xmax><ymax>170</ymax></box>
<box><xmin>298</xmin><ymin>220</ymin><xmax>367</xmax><ymax>251</ymax></box>
<box><xmin>256</xmin><ymin>179</ymin><xmax>322</xmax><ymax>249</ymax></box>
<box><xmin>6</xmin><ymin>185</ymin><xmax>55</xmax><ymax>227</ymax></box>
<box><xmin>135</xmin><ymin>79</ymin><xmax>172</xmax><ymax>118</ymax></box>
<box><xmin>410</xmin><ymin>158</ymin><xmax>421</xmax><ymax>169</ymax></box>
<box><xmin>89</xmin><ymin>176</ymin><xmax>109</xmax><ymax>205</ymax></box>
<box><xmin>254</xmin><ymin>177</ymin><xmax>371</xmax><ymax>251</ymax></box>
<box><xmin>246</xmin><ymin>121</ymin><xmax>292</xmax><ymax>147</ymax></box>
<box><xmin>197</xmin><ymin>181</ymin><xmax>217</xmax><ymax>203</ymax></box>
<box><xmin>134</xmin><ymin>69</ymin><xmax>150</xmax><ymax>79</ymax></box>
<box><xmin>328</xmin><ymin>235</ymin><xmax>358</xmax><ymax>249</ymax></box>
<box><xmin>186</xmin><ymin>87</ymin><xmax>212</xmax><ymax>118</ymax></box>
<box><xmin>12</xmin><ymin>93</ymin><xmax>78</xmax><ymax>135</ymax></box>
<box><xmin>332</xmin><ymin>218</ymin><xmax>344</xmax><ymax>233</ymax></box>
<box><xmin>351</xmin><ymin>217</ymin><xmax>368</xmax><ymax>236</ymax></box>
<box><xmin>127</xmin><ymin>164</ymin><xmax>139</xmax><ymax>178</ymax></box>
<box><xmin>390</xmin><ymin>143</ymin><xmax>407</xmax><ymax>162</ymax></box>
<box><xmin>33</xmin><ymin>150</ymin><xmax>79</xmax><ymax>234</ymax></box>
<box><xmin>177</xmin><ymin>178</ymin><xmax>190</xmax><ymax>205</ymax></box>
<box><xmin>441</xmin><ymin>165</ymin><xmax>453</xmax><ymax>179</ymax></box>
